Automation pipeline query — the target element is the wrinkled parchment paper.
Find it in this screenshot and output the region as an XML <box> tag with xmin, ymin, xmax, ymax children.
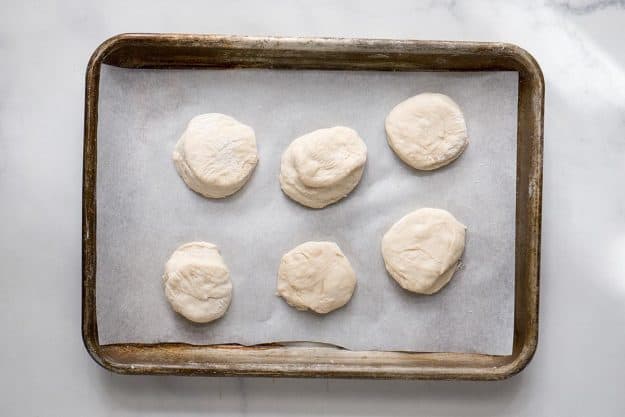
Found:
<box><xmin>96</xmin><ymin>65</ymin><xmax>517</xmax><ymax>354</ymax></box>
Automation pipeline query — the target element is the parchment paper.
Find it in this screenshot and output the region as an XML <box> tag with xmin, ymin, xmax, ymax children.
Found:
<box><xmin>96</xmin><ymin>65</ymin><xmax>517</xmax><ymax>355</ymax></box>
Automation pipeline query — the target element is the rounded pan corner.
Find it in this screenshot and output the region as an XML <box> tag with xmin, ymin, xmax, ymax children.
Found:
<box><xmin>86</xmin><ymin>33</ymin><xmax>149</xmax><ymax>71</ymax></box>
<box><xmin>498</xmin><ymin>42</ymin><xmax>545</xmax><ymax>90</ymax></box>
<box><xmin>493</xmin><ymin>337</ymin><xmax>539</xmax><ymax>380</ymax></box>
<box><xmin>81</xmin><ymin>330</ymin><xmax>128</xmax><ymax>375</ymax></box>
<box><xmin>87</xmin><ymin>34</ymin><xmax>122</xmax><ymax>69</ymax></box>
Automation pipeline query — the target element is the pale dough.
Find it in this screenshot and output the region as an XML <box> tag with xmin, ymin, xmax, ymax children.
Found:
<box><xmin>173</xmin><ymin>113</ymin><xmax>258</xmax><ymax>198</ymax></box>
<box><xmin>163</xmin><ymin>242</ymin><xmax>232</xmax><ymax>323</ymax></box>
<box><xmin>385</xmin><ymin>93</ymin><xmax>468</xmax><ymax>170</ymax></box>
<box><xmin>280</xmin><ymin>126</ymin><xmax>367</xmax><ymax>208</ymax></box>
<box><xmin>277</xmin><ymin>241</ymin><xmax>357</xmax><ymax>314</ymax></box>
<box><xmin>381</xmin><ymin>208</ymin><xmax>466</xmax><ymax>294</ymax></box>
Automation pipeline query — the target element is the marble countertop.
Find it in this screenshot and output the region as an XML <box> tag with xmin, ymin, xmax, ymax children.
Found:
<box><xmin>1</xmin><ymin>0</ymin><xmax>624</xmax><ymax>416</ymax></box>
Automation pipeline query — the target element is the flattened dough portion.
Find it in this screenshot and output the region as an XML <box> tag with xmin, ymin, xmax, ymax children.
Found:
<box><xmin>385</xmin><ymin>93</ymin><xmax>468</xmax><ymax>170</ymax></box>
<box><xmin>381</xmin><ymin>208</ymin><xmax>466</xmax><ymax>294</ymax></box>
<box><xmin>163</xmin><ymin>242</ymin><xmax>232</xmax><ymax>323</ymax></box>
<box><xmin>277</xmin><ymin>241</ymin><xmax>357</xmax><ymax>314</ymax></box>
<box><xmin>280</xmin><ymin>126</ymin><xmax>367</xmax><ymax>208</ymax></box>
<box><xmin>173</xmin><ymin>113</ymin><xmax>258</xmax><ymax>198</ymax></box>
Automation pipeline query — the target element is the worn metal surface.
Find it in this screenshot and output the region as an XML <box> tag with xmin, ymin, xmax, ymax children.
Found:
<box><xmin>82</xmin><ymin>33</ymin><xmax>544</xmax><ymax>379</ymax></box>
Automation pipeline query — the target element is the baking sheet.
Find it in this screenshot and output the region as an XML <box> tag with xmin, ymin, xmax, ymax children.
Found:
<box><xmin>96</xmin><ymin>65</ymin><xmax>517</xmax><ymax>355</ymax></box>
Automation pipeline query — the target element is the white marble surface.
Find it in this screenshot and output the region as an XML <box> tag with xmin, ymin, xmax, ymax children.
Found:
<box><xmin>1</xmin><ymin>0</ymin><xmax>624</xmax><ymax>415</ymax></box>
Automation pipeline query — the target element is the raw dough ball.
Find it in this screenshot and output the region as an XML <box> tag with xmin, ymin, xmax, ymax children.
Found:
<box><xmin>277</xmin><ymin>241</ymin><xmax>357</xmax><ymax>314</ymax></box>
<box><xmin>163</xmin><ymin>242</ymin><xmax>232</xmax><ymax>323</ymax></box>
<box><xmin>381</xmin><ymin>208</ymin><xmax>466</xmax><ymax>294</ymax></box>
<box><xmin>173</xmin><ymin>113</ymin><xmax>258</xmax><ymax>198</ymax></box>
<box><xmin>385</xmin><ymin>93</ymin><xmax>468</xmax><ymax>170</ymax></box>
<box><xmin>280</xmin><ymin>126</ymin><xmax>367</xmax><ymax>208</ymax></box>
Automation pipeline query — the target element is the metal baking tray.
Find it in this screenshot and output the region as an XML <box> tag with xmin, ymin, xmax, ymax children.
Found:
<box><xmin>82</xmin><ymin>33</ymin><xmax>543</xmax><ymax>379</ymax></box>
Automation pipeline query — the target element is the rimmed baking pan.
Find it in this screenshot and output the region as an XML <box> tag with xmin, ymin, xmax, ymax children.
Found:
<box><xmin>83</xmin><ymin>33</ymin><xmax>543</xmax><ymax>379</ymax></box>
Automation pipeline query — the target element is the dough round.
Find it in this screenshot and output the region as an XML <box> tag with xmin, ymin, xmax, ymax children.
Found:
<box><xmin>381</xmin><ymin>208</ymin><xmax>466</xmax><ymax>294</ymax></box>
<box><xmin>385</xmin><ymin>93</ymin><xmax>468</xmax><ymax>170</ymax></box>
<box><xmin>277</xmin><ymin>241</ymin><xmax>357</xmax><ymax>314</ymax></box>
<box><xmin>279</xmin><ymin>126</ymin><xmax>367</xmax><ymax>208</ymax></box>
<box><xmin>163</xmin><ymin>242</ymin><xmax>232</xmax><ymax>323</ymax></box>
<box><xmin>173</xmin><ymin>113</ymin><xmax>258</xmax><ymax>198</ymax></box>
